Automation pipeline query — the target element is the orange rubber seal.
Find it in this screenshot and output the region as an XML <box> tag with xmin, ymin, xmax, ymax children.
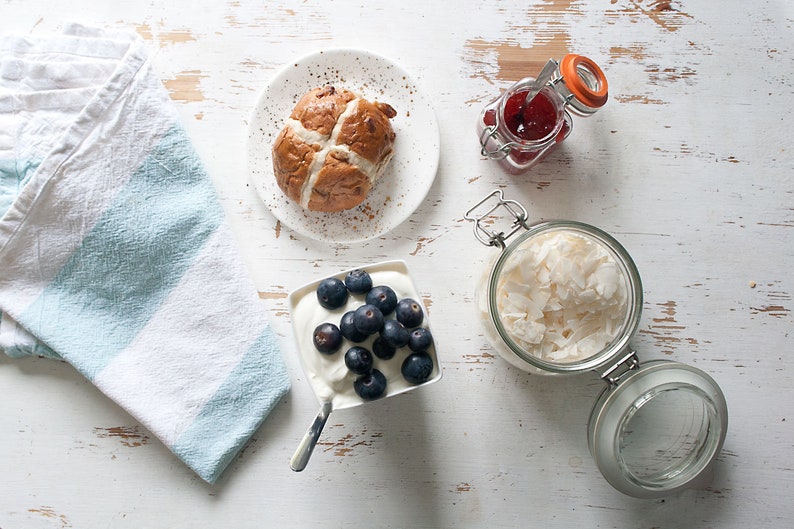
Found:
<box><xmin>560</xmin><ymin>54</ymin><xmax>608</xmax><ymax>108</ymax></box>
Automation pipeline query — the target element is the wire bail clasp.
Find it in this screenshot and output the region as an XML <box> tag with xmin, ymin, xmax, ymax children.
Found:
<box><xmin>479</xmin><ymin>126</ymin><xmax>513</xmax><ymax>160</ymax></box>
<box><xmin>600</xmin><ymin>351</ymin><xmax>640</xmax><ymax>386</ymax></box>
<box><xmin>464</xmin><ymin>189</ymin><xmax>530</xmax><ymax>249</ymax></box>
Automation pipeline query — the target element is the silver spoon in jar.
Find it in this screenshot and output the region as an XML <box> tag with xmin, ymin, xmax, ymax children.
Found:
<box><xmin>290</xmin><ymin>401</ymin><xmax>332</xmax><ymax>472</ymax></box>
<box><xmin>522</xmin><ymin>59</ymin><xmax>558</xmax><ymax>109</ymax></box>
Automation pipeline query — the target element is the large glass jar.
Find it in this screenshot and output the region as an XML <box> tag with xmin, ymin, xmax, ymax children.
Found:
<box><xmin>465</xmin><ymin>190</ymin><xmax>728</xmax><ymax>498</ymax></box>
<box><xmin>477</xmin><ymin>54</ymin><xmax>608</xmax><ymax>174</ymax></box>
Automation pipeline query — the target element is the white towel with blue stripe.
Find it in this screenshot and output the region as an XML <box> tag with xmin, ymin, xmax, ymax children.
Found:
<box><xmin>0</xmin><ymin>25</ymin><xmax>290</xmax><ymax>483</ymax></box>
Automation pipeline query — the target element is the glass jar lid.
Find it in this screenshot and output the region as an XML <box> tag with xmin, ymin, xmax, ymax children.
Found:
<box><xmin>557</xmin><ymin>54</ymin><xmax>608</xmax><ymax>115</ymax></box>
<box><xmin>486</xmin><ymin>220</ymin><xmax>644</xmax><ymax>374</ymax></box>
<box><xmin>587</xmin><ymin>359</ymin><xmax>729</xmax><ymax>498</ymax></box>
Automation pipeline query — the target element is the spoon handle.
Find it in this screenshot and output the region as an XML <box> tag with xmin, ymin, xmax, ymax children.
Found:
<box><xmin>290</xmin><ymin>402</ymin><xmax>333</xmax><ymax>472</ymax></box>
<box><xmin>523</xmin><ymin>58</ymin><xmax>558</xmax><ymax>106</ymax></box>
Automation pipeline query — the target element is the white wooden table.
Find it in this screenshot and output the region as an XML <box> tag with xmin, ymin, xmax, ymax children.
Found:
<box><xmin>2</xmin><ymin>1</ymin><xmax>792</xmax><ymax>527</ymax></box>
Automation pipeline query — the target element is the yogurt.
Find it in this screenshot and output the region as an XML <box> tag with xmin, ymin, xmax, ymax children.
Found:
<box><xmin>288</xmin><ymin>260</ymin><xmax>440</xmax><ymax>410</ymax></box>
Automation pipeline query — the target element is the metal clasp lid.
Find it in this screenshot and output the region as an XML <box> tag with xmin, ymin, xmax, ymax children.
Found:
<box><xmin>464</xmin><ymin>190</ymin><xmax>530</xmax><ymax>249</ymax></box>
<box><xmin>479</xmin><ymin>126</ymin><xmax>513</xmax><ymax>160</ymax></box>
<box><xmin>600</xmin><ymin>350</ymin><xmax>640</xmax><ymax>386</ymax></box>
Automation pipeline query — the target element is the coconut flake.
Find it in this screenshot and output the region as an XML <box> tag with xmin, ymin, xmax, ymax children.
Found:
<box><xmin>495</xmin><ymin>230</ymin><xmax>629</xmax><ymax>363</ymax></box>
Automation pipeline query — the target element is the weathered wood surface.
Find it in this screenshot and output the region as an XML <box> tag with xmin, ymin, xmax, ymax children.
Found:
<box><xmin>1</xmin><ymin>1</ymin><xmax>792</xmax><ymax>527</ymax></box>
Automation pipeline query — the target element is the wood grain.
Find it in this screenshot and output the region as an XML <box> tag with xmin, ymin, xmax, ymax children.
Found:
<box><xmin>1</xmin><ymin>0</ymin><xmax>792</xmax><ymax>528</ymax></box>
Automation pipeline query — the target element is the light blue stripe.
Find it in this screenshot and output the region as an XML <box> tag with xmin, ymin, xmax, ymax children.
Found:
<box><xmin>19</xmin><ymin>124</ymin><xmax>222</xmax><ymax>379</ymax></box>
<box><xmin>170</xmin><ymin>325</ymin><xmax>291</xmax><ymax>484</ymax></box>
<box><xmin>0</xmin><ymin>158</ymin><xmax>40</xmax><ymax>218</ymax></box>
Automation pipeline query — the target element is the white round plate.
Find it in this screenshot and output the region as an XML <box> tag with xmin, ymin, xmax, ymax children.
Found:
<box><xmin>247</xmin><ymin>48</ymin><xmax>440</xmax><ymax>244</ymax></box>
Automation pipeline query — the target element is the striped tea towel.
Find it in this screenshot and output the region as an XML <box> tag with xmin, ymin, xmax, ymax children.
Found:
<box><xmin>0</xmin><ymin>25</ymin><xmax>290</xmax><ymax>483</ymax></box>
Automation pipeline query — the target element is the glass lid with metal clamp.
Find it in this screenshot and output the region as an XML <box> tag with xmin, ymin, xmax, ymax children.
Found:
<box><xmin>464</xmin><ymin>190</ymin><xmax>729</xmax><ymax>498</ymax></box>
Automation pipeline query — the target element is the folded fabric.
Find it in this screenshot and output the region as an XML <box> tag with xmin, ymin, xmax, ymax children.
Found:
<box><xmin>0</xmin><ymin>25</ymin><xmax>290</xmax><ymax>483</ymax></box>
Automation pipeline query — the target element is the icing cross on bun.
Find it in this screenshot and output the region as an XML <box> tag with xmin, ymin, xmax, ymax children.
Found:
<box><xmin>272</xmin><ymin>86</ymin><xmax>397</xmax><ymax>212</ymax></box>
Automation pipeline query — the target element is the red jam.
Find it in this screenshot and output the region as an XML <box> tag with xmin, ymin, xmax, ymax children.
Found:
<box><xmin>482</xmin><ymin>88</ymin><xmax>570</xmax><ymax>167</ymax></box>
<box><xmin>483</xmin><ymin>89</ymin><xmax>567</xmax><ymax>140</ymax></box>
<box><xmin>505</xmin><ymin>89</ymin><xmax>558</xmax><ymax>140</ymax></box>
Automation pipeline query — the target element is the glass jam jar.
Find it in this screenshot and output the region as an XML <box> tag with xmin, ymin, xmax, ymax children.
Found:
<box><xmin>477</xmin><ymin>54</ymin><xmax>608</xmax><ymax>174</ymax></box>
<box><xmin>465</xmin><ymin>190</ymin><xmax>728</xmax><ymax>498</ymax></box>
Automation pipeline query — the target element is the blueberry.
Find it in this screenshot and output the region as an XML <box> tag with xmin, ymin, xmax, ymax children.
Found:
<box><xmin>316</xmin><ymin>277</ymin><xmax>348</xmax><ymax>309</ymax></box>
<box><xmin>344</xmin><ymin>346</ymin><xmax>373</xmax><ymax>375</ymax></box>
<box><xmin>354</xmin><ymin>369</ymin><xmax>387</xmax><ymax>400</ymax></box>
<box><xmin>340</xmin><ymin>310</ymin><xmax>368</xmax><ymax>342</ymax></box>
<box><xmin>408</xmin><ymin>327</ymin><xmax>433</xmax><ymax>352</ymax></box>
<box><xmin>372</xmin><ymin>335</ymin><xmax>397</xmax><ymax>360</ymax></box>
<box><xmin>401</xmin><ymin>352</ymin><xmax>434</xmax><ymax>384</ymax></box>
<box><xmin>344</xmin><ymin>269</ymin><xmax>373</xmax><ymax>294</ymax></box>
<box><xmin>353</xmin><ymin>304</ymin><xmax>384</xmax><ymax>335</ymax></box>
<box><xmin>312</xmin><ymin>322</ymin><xmax>343</xmax><ymax>354</ymax></box>
<box><xmin>380</xmin><ymin>319</ymin><xmax>410</xmax><ymax>348</ymax></box>
<box><xmin>396</xmin><ymin>298</ymin><xmax>424</xmax><ymax>328</ymax></box>
<box><xmin>365</xmin><ymin>285</ymin><xmax>398</xmax><ymax>316</ymax></box>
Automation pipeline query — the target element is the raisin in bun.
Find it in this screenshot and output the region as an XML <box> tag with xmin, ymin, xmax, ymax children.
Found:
<box><xmin>272</xmin><ymin>86</ymin><xmax>397</xmax><ymax>212</ymax></box>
